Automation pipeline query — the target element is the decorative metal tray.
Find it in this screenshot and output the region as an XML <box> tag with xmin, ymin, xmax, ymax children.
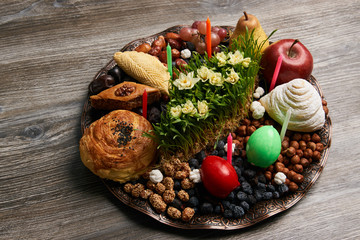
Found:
<box><xmin>80</xmin><ymin>26</ymin><xmax>332</xmax><ymax>230</ymax></box>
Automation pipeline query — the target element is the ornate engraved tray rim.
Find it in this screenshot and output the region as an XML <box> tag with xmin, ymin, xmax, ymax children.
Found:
<box><xmin>81</xmin><ymin>25</ymin><xmax>332</xmax><ymax>230</ymax></box>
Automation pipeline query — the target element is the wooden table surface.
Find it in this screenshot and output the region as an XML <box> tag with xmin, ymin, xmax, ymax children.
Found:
<box><xmin>1</xmin><ymin>0</ymin><xmax>359</xmax><ymax>239</ymax></box>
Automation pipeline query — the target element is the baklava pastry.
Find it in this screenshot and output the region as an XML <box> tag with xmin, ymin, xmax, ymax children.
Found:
<box><xmin>90</xmin><ymin>81</ymin><xmax>161</xmax><ymax>110</ymax></box>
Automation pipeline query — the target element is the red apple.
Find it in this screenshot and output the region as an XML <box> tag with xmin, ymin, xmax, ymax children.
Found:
<box><xmin>200</xmin><ymin>155</ymin><xmax>240</xmax><ymax>199</ymax></box>
<box><xmin>261</xmin><ymin>39</ymin><xmax>313</xmax><ymax>87</ymax></box>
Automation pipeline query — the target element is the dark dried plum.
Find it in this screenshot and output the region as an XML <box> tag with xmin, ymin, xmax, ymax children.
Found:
<box><xmin>89</xmin><ymin>74</ymin><xmax>115</xmax><ymax>95</ymax></box>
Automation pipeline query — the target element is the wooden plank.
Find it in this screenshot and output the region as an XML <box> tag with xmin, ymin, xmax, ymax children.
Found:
<box><xmin>1</xmin><ymin>0</ymin><xmax>360</xmax><ymax>239</ymax></box>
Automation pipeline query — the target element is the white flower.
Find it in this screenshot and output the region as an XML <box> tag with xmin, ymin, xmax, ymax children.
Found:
<box><xmin>252</xmin><ymin>105</ymin><xmax>265</xmax><ymax>119</ymax></box>
<box><xmin>173</xmin><ymin>72</ymin><xmax>200</xmax><ymax>90</ymax></box>
<box><xmin>182</xmin><ymin>100</ymin><xmax>197</xmax><ymax>116</ymax></box>
<box><xmin>197</xmin><ymin>100</ymin><xmax>209</xmax><ymax>117</ymax></box>
<box><xmin>197</xmin><ymin>66</ymin><xmax>210</xmax><ymax>82</ymax></box>
<box><xmin>170</xmin><ymin>105</ymin><xmax>182</xmax><ymax>118</ymax></box>
<box><xmin>215</xmin><ymin>51</ymin><xmax>228</xmax><ymax>66</ymax></box>
<box><xmin>189</xmin><ymin>169</ymin><xmax>201</xmax><ymax>183</ymax></box>
<box><xmin>241</xmin><ymin>57</ymin><xmax>251</xmax><ymax>68</ymax></box>
<box><xmin>274</xmin><ymin>172</ymin><xmax>287</xmax><ymax>185</ymax></box>
<box><xmin>181</xmin><ymin>49</ymin><xmax>191</xmax><ymax>59</ymax></box>
<box><xmin>228</xmin><ymin>50</ymin><xmax>244</xmax><ymax>65</ymax></box>
<box><xmin>208</xmin><ymin>71</ymin><xmax>224</xmax><ymax>86</ymax></box>
<box><xmin>149</xmin><ymin>169</ymin><xmax>163</xmax><ymax>183</ymax></box>
<box><xmin>225</xmin><ymin>68</ymin><xmax>240</xmax><ymax>84</ymax></box>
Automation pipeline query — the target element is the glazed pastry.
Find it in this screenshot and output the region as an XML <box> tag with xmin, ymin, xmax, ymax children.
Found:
<box><xmin>259</xmin><ymin>78</ymin><xmax>325</xmax><ymax>132</ymax></box>
<box><xmin>90</xmin><ymin>81</ymin><xmax>161</xmax><ymax>110</ymax></box>
<box><xmin>114</xmin><ymin>51</ymin><xmax>170</xmax><ymax>95</ymax></box>
<box><xmin>79</xmin><ymin>110</ymin><xmax>157</xmax><ymax>183</ymax></box>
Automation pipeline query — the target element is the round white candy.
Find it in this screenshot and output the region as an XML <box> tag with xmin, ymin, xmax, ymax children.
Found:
<box><xmin>149</xmin><ymin>169</ymin><xmax>163</xmax><ymax>183</ymax></box>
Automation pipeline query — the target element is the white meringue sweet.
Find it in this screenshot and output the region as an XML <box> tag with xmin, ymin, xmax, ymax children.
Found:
<box><xmin>259</xmin><ymin>78</ymin><xmax>325</xmax><ymax>132</ymax></box>
<box><xmin>149</xmin><ymin>169</ymin><xmax>163</xmax><ymax>183</ymax></box>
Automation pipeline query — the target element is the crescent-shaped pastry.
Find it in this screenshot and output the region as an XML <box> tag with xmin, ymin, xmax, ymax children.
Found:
<box><xmin>259</xmin><ymin>78</ymin><xmax>325</xmax><ymax>132</ymax></box>
<box><xmin>90</xmin><ymin>81</ymin><xmax>161</xmax><ymax>110</ymax></box>
<box><xmin>114</xmin><ymin>51</ymin><xmax>170</xmax><ymax>95</ymax></box>
<box><xmin>79</xmin><ymin>110</ymin><xmax>157</xmax><ymax>183</ymax></box>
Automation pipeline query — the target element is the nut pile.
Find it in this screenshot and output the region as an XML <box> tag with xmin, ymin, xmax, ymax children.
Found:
<box><xmin>123</xmin><ymin>158</ymin><xmax>197</xmax><ymax>222</ymax></box>
<box><xmin>120</xmin><ymin>108</ymin><xmax>327</xmax><ymax>222</ymax></box>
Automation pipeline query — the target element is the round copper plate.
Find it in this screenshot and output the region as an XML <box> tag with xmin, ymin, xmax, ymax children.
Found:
<box><xmin>81</xmin><ymin>26</ymin><xmax>332</xmax><ymax>230</ymax></box>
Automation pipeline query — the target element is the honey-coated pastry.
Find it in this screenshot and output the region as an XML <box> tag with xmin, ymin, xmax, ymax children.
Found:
<box><xmin>259</xmin><ymin>78</ymin><xmax>325</xmax><ymax>132</ymax></box>
<box><xmin>114</xmin><ymin>51</ymin><xmax>170</xmax><ymax>95</ymax></box>
<box><xmin>79</xmin><ymin>110</ymin><xmax>157</xmax><ymax>183</ymax></box>
<box><xmin>90</xmin><ymin>81</ymin><xmax>161</xmax><ymax>110</ymax></box>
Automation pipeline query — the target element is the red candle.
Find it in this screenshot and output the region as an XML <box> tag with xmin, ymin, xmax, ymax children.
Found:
<box><xmin>269</xmin><ymin>55</ymin><xmax>283</xmax><ymax>92</ymax></box>
<box><xmin>206</xmin><ymin>17</ymin><xmax>212</xmax><ymax>58</ymax></box>
<box><xmin>142</xmin><ymin>89</ymin><xmax>147</xmax><ymax>118</ymax></box>
<box><xmin>227</xmin><ymin>133</ymin><xmax>233</xmax><ymax>165</ymax></box>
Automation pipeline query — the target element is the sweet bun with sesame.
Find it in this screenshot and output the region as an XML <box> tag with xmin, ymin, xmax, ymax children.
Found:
<box><xmin>79</xmin><ymin>110</ymin><xmax>157</xmax><ymax>183</ymax></box>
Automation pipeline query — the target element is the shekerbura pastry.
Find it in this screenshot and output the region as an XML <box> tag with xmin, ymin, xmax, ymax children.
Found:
<box><xmin>90</xmin><ymin>81</ymin><xmax>161</xmax><ymax>110</ymax></box>
<box><xmin>114</xmin><ymin>51</ymin><xmax>170</xmax><ymax>95</ymax></box>
<box><xmin>79</xmin><ymin>110</ymin><xmax>157</xmax><ymax>183</ymax></box>
<box><xmin>259</xmin><ymin>78</ymin><xmax>325</xmax><ymax>132</ymax></box>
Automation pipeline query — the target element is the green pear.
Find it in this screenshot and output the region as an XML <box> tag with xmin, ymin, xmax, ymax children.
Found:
<box><xmin>230</xmin><ymin>12</ymin><xmax>269</xmax><ymax>52</ymax></box>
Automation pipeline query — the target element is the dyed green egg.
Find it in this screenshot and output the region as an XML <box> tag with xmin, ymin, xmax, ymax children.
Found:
<box><xmin>246</xmin><ymin>126</ymin><xmax>281</xmax><ymax>168</ymax></box>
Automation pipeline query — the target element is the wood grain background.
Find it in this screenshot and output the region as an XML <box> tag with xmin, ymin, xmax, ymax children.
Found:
<box><xmin>1</xmin><ymin>0</ymin><xmax>359</xmax><ymax>239</ymax></box>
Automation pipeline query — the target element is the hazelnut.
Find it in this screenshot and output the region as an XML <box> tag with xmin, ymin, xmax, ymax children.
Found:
<box><xmin>275</xmin><ymin>162</ymin><xmax>285</xmax><ymax>172</ymax></box>
<box><xmin>288</xmin><ymin>164</ymin><xmax>293</xmax><ymax>170</ymax></box>
<box><xmin>316</xmin><ymin>143</ymin><xmax>324</xmax><ymax>152</ymax></box>
<box><xmin>282</xmin><ymin>167</ymin><xmax>290</xmax><ymax>175</ymax></box>
<box><xmin>293</xmin><ymin>174</ymin><xmax>304</xmax><ymax>184</ymax></box>
<box><xmin>307</xmin><ymin>142</ymin><xmax>316</xmax><ymax>151</ymax></box>
<box><xmin>323</xmin><ymin>106</ymin><xmax>329</xmax><ymax>115</ymax></box>
<box><xmin>286</xmin><ymin>147</ymin><xmax>296</xmax><ymax>157</ymax></box>
<box><xmin>308</xmin><ymin>158</ymin><xmax>313</xmax><ymax>164</ymax></box>
<box><xmin>312</xmin><ymin>133</ymin><xmax>321</xmax><ymax>143</ymax></box>
<box><xmin>231</xmin><ymin>132</ymin><xmax>236</xmax><ymax>139</ymax></box>
<box><xmin>242</xmin><ymin>119</ymin><xmax>251</xmax><ymax>126</ymax></box>
<box><xmin>322</xmin><ymin>99</ymin><xmax>327</xmax><ymax>106</ymax></box>
<box><xmin>294</xmin><ymin>164</ymin><xmax>303</xmax><ymax>173</ymax></box>
<box><xmin>277</xmin><ymin>154</ymin><xmax>284</xmax><ymax>163</ymax></box>
<box><xmin>300</xmin><ymin>158</ymin><xmax>310</xmax><ymax>167</ymax></box>
<box><xmin>296</xmin><ymin>149</ymin><xmax>304</xmax><ymax>158</ymax></box>
<box><xmin>247</xmin><ymin>125</ymin><xmax>256</xmax><ymax>135</ymax></box>
<box><xmin>292</xmin><ymin>133</ymin><xmax>302</xmax><ymax>141</ymax></box>
<box><xmin>299</xmin><ymin>140</ymin><xmax>307</xmax><ymax>150</ymax></box>
<box><xmin>283</xmin><ymin>136</ymin><xmax>290</xmax><ymax>142</ymax></box>
<box><xmin>303</xmin><ymin>149</ymin><xmax>313</xmax><ymax>158</ymax></box>
<box><xmin>302</xmin><ymin>134</ymin><xmax>311</xmax><ymax>142</ymax></box>
<box><xmin>289</xmin><ymin>182</ymin><xmax>299</xmax><ymax>192</ymax></box>
<box><xmin>264</xmin><ymin>119</ymin><xmax>275</xmax><ymax>125</ymax></box>
<box><xmin>265</xmin><ymin>171</ymin><xmax>272</xmax><ymax>180</ymax></box>
<box><xmin>291</xmin><ymin>155</ymin><xmax>301</xmax><ymax>164</ymax></box>
<box><xmin>283</xmin><ymin>157</ymin><xmax>290</xmax><ymax>165</ymax></box>
<box><xmin>290</xmin><ymin>141</ymin><xmax>300</xmax><ymax>149</ymax></box>
<box><xmin>236</xmin><ymin>125</ymin><xmax>247</xmax><ymax>136</ymax></box>
<box><xmin>312</xmin><ymin>151</ymin><xmax>321</xmax><ymax>161</ymax></box>
<box><xmin>282</xmin><ymin>140</ymin><xmax>290</xmax><ymax>150</ymax></box>
<box><xmin>285</xmin><ymin>178</ymin><xmax>291</xmax><ymax>185</ymax></box>
<box><xmin>251</xmin><ymin>120</ymin><xmax>261</xmax><ymax>128</ymax></box>
<box><xmin>244</xmin><ymin>136</ymin><xmax>250</xmax><ymax>143</ymax></box>
<box><xmin>287</xmin><ymin>170</ymin><xmax>297</xmax><ymax>180</ymax></box>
